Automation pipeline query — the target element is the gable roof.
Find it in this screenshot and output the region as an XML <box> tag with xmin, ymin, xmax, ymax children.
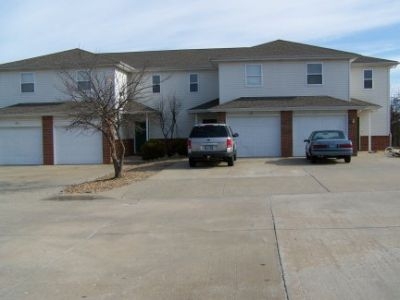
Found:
<box><xmin>0</xmin><ymin>40</ymin><xmax>397</xmax><ymax>72</ymax></box>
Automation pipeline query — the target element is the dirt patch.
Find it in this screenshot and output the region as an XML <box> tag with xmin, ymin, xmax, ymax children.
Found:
<box><xmin>63</xmin><ymin>158</ymin><xmax>181</xmax><ymax>194</ymax></box>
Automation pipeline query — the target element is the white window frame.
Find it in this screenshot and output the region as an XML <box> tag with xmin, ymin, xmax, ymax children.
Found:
<box><xmin>152</xmin><ymin>74</ymin><xmax>161</xmax><ymax>93</ymax></box>
<box><xmin>245</xmin><ymin>64</ymin><xmax>263</xmax><ymax>87</ymax></box>
<box><xmin>306</xmin><ymin>63</ymin><xmax>323</xmax><ymax>85</ymax></box>
<box><xmin>363</xmin><ymin>69</ymin><xmax>373</xmax><ymax>89</ymax></box>
<box><xmin>76</xmin><ymin>70</ymin><xmax>91</xmax><ymax>91</ymax></box>
<box><xmin>21</xmin><ymin>72</ymin><xmax>35</xmax><ymax>93</ymax></box>
<box><xmin>189</xmin><ymin>73</ymin><xmax>199</xmax><ymax>92</ymax></box>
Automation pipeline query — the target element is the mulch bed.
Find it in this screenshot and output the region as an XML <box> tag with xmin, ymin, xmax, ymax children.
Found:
<box><xmin>63</xmin><ymin>159</ymin><xmax>180</xmax><ymax>194</ymax></box>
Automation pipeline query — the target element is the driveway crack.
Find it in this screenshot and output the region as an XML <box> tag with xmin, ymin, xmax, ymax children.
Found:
<box><xmin>270</xmin><ymin>202</ymin><xmax>290</xmax><ymax>300</ymax></box>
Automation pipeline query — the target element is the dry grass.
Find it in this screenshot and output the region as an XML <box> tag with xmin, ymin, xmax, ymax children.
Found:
<box><xmin>63</xmin><ymin>158</ymin><xmax>180</xmax><ymax>194</ymax></box>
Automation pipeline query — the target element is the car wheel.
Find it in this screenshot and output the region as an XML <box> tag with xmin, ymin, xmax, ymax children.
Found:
<box><xmin>189</xmin><ymin>158</ymin><xmax>196</xmax><ymax>167</ymax></box>
<box><xmin>344</xmin><ymin>156</ymin><xmax>351</xmax><ymax>163</ymax></box>
<box><xmin>227</xmin><ymin>157</ymin><xmax>234</xmax><ymax>166</ymax></box>
<box><xmin>311</xmin><ymin>156</ymin><xmax>317</xmax><ymax>164</ymax></box>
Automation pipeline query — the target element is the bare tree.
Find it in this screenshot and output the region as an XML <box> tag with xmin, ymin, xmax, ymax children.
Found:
<box><xmin>156</xmin><ymin>95</ymin><xmax>182</xmax><ymax>155</ymax></box>
<box><xmin>60</xmin><ymin>66</ymin><xmax>148</xmax><ymax>178</ymax></box>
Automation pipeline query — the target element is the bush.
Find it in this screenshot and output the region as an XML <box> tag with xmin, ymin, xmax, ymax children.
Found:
<box><xmin>140</xmin><ymin>140</ymin><xmax>166</xmax><ymax>160</ymax></box>
<box><xmin>170</xmin><ymin>139</ymin><xmax>188</xmax><ymax>156</ymax></box>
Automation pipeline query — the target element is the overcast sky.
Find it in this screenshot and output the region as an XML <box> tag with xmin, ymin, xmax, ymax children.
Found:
<box><xmin>1</xmin><ymin>0</ymin><xmax>399</xmax><ymax>95</ymax></box>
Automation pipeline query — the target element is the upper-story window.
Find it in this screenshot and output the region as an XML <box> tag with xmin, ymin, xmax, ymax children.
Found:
<box><xmin>21</xmin><ymin>73</ymin><xmax>34</xmax><ymax>93</ymax></box>
<box><xmin>77</xmin><ymin>70</ymin><xmax>91</xmax><ymax>91</ymax></box>
<box><xmin>190</xmin><ymin>74</ymin><xmax>198</xmax><ymax>92</ymax></box>
<box><xmin>245</xmin><ymin>64</ymin><xmax>262</xmax><ymax>86</ymax></box>
<box><xmin>307</xmin><ymin>63</ymin><xmax>323</xmax><ymax>85</ymax></box>
<box><xmin>152</xmin><ymin>75</ymin><xmax>160</xmax><ymax>93</ymax></box>
<box><xmin>364</xmin><ymin>69</ymin><xmax>373</xmax><ymax>89</ymax></box>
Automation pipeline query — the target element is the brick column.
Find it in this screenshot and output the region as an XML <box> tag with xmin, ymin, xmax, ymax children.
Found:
<box><xmin>42</xmin><ymin>116</ymin><xmax>54</xmax><ymax>165</ymax></box>
<box><xmin>281</xmin><ymin>111</ymin><xmax>293</xmax><ymax>157</ymax></box>
<box><xmin>217</xmin><ymin>112</ymin><xmax>226</xmax><ymax>123</ymax></box>
<box><xmin>102</xmin><ymin>133</ymin><xmax>112</xmax><ymax>164</ymax></box>
<box><xmin>348</xmin><ymin>110</ymin><xmax>358</xmax><ymax>155</ymax></box>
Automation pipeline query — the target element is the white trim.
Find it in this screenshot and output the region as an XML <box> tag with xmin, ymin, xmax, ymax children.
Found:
<box><xmin>20</xmin><ymin>72</ymin><xmax>35</xmax><ymax>93</ymax></box>
<box><xmin>189</xmin><ymin>73</ymin><xmax>199</xmax><ymax>93</ymax></box>
<box><xmin>363</xmin><ymin>68</ymin><xmax>373</xmax><ymax>89</ymax></box>
<box><xmin>152</xmin><ymin>74</ymin><xmax>161</xmax><ymax>93</ymax></box>
<box><xmin>306</xmin><ymin>62</ymin><xmax>323</xmax><ymax>85</ymax></box>
<box><xmin>245</xmin><ymin>64</ymin><xmax>263</xmax><ymax>87</ymax></box>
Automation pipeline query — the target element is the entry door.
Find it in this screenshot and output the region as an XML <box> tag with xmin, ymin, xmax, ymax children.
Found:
<box><xmin>135</xmin><ymin>122</ymin><xmax>147</xmax><ymax>153</ymax></box>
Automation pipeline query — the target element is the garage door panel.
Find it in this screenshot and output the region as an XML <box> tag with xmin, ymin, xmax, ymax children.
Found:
<box><xmin>54</xmin><ymin>127</ymin><xmax>102</xmax><ymax>164</ymax></box>
<box><xmin>228</xmin><ymin>115</ymin><xmax>281</xmax><ymax>157</ymax></box>
<box><xmin>0</xmin><ymin>127</ymin><xmax>43</xmax><ymax>165</ymax></box>
<box><xmin>293</xmin><ymin>113</ymin><xmax>347</xmax><ymax>157</ymax></box>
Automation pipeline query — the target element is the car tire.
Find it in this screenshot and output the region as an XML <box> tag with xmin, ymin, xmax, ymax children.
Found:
<box><xmin>227</xmin><ymin>157</ymin><xmax>234</xmax><ymax>166</ymax></box>
<box><xmin>311</xmin><ymin>156</ymin><xmax>317</xmax><ymax>164</ymax></box>
<box><xmin>189</xmin><ymin>158</ymin><xmax>196</xmax><ymax>168</ymax></box>
<box><xmin>344</xmin><ymin>156</ymin><xmax>351</xmax><ymax>163</ymax></box>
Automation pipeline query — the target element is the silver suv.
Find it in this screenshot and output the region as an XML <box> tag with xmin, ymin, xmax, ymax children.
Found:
<box><xmin>187</xmin><ymin>124</ymin><xmax>239</xmax><ymax>167</ymax></box>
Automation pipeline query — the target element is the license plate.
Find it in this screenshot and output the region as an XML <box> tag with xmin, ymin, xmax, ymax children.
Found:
<box><xmin>204</xmin><ymin>145</ymin><xmax>214</xmax><ymax>151</ymax></box>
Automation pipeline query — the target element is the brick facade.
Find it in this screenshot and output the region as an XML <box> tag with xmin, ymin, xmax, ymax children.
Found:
<box><xmin>102</xmin><ymin>134</ymin><xmax>112</xmax><ymax>164</ymax></box>
<box><xmin>360</xmin><ymin>135</ymin><xmax>390</xmax><ymax>151</ymax></box>
<box><xmin>347</xmin><ymin>110</ymin><xmax>358</xmax><ymax>155</ymax></box>
<box><xmin>42</xmin><ymin>116</ymin><xmax>54</xmax><ymax>165</ymax></box>
<box><xmin>217</xmin><ymin>112</ymin><xmax>226</xmax><ymax>123</ymax></box>
<box><xmin>281</xmin><ymin>111</ymin><xmax>293</xmax><ymax>157</ymax></box>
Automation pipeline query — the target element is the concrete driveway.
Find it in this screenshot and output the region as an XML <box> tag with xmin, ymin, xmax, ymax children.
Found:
<box><xmin>1</xmin><ymin>153</ymin><xmax>400</xmax><ymax>299</ymax></box>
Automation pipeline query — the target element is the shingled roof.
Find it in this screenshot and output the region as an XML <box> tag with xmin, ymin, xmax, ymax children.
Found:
<box><xmin>190</xmin><ymin>96</ymin><xmax>380</xmax><ymax>112</ymax></box>
<box><xmin>0</xmin><ymin>48</ymin><xmax>131</xmax><ymax>72</ymax></box>
<box><xmin>0</xmin><ymin>39</ymin><xmax>397</xmax><ymax>72</ymax></box>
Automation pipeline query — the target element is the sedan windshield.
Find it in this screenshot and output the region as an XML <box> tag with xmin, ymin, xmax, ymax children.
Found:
<box><xmin>312</xmin><ymin>130</ymin><xmax>345</xmax><ymax>140</ymax></box>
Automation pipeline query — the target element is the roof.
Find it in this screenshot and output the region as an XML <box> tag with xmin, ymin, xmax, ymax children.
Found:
<box><xmin>0</xmin><ymin>49</ymin><xmax>133</xmax><ymax>72</ymax></box>
<box><xmin>189</xmin><ymin>96</ymin><xmax>380</xmax><ymax>113</ymax></box>
<box><xmin>0</xmin><ymin>102</ymin><xmax>76</xmax><ymax>116</ymax></box>
<box><xmin>353</xmin><ymin>55</ymin><xmax>398</xmax><ymax>66</ymax></box>
<box><xmin>0</xmin><ymin>100</ymin><xmax>155</xmax><ymax>116</ymax></box>
<box><xmin>1</xmin><ymin>39</ymin><xmax>396</xmax><ymax>72</ymax></box>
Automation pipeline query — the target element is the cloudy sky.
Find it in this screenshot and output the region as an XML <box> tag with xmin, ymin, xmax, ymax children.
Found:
<box><xmin>1</xmin><ymin>0</ymin><xmax>399</xmax><ymax>95</ymax></box>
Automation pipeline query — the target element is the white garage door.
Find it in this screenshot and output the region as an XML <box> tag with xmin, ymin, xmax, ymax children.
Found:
<box><xmin>228</xmin><ymin>114</ymin><xmax>281</xmax><ymax>157</ymax></box>
<box><xmin>0</xmin><ymin>126</ymin><xmax>43</xmax><ymax>165</ymax></box>
<box><xmin>293</xmin><ymin>112</ymin><xmax>348</xmax><ymax>156</ymax></box>
<box><xmin>54</xmin><ymin>126</ymin><xmax>103</xmax><ymax>164</ymax></box>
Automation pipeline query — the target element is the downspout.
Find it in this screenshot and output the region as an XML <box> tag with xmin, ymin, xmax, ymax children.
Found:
<box><xmin>145</xmin><ymin>113</ymin><xmax>149</xmax><ymax>141</ymax></box>
<box><xmin>368</xmin><ymin>110</ymin><xmax>372</xmax><ymax>152</ymax></box>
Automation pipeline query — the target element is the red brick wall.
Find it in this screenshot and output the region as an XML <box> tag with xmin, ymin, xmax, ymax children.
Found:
<box><xmin>42</xmin><ymin>116</ymin><xmax>54</xmax><ymax>165</ymax></box>
<box><xmin>281</xmin><ymin>111</ymin><xmax>293</xmax><ymax>157</ymax></box>
<box><xmin>360</xmin><ymin>136</ymin><xmax>390</xmax><ymax>151</ymax></box>
<box><xmin>348</xmin><ymin>110</ymin><xmax>358</xmax><ymax>155</ymax></box>
<box><xmin>102</xmin><ymin>134</ymin><xmax>112</xmax><ymax>164</ymax></box>
<box><xmin>217</xmin><ymin>112</ymin><xmax>226</xmax><ymax>123</ymax></box>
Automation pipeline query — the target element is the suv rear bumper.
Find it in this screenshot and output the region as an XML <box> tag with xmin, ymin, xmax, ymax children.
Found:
<box><xmin>188</xmin><ymin>151</ymin><xmax>235</xmax><ymax>161</ymax></box>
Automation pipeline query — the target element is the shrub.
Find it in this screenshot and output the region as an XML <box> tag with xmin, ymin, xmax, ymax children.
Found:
<box><xmin>171</xmin><ymin>139</ymin><xmax>188</xmax><ymax>156</ymax></box>
<box><xmin>140</xmin><ymin>140</ymin><xmax>166</xmax><ymax>160</ymax></box>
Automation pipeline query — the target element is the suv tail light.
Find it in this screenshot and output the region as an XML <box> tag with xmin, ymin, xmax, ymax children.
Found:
<box><xmin>226</xmin><ymin>138</ymin><xmax>233</xmax><ymax>149</ymax></box>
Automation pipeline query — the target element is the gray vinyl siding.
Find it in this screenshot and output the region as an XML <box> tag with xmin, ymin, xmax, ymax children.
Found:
<box><xmin>218</xmin><ymin>60</ymin><xmax>350</xmax><ymax>103</ymax></box>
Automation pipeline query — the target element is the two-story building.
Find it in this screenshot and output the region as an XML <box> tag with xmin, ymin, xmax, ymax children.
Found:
<box><xmin>0</xmin><ymin>40</ymin><xmax>397</xmax><ymax>165</ymax></box>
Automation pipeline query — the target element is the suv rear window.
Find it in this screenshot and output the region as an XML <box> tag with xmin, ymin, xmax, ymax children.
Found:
<box><xmin>190</xmin><ymin>126</ymin><xmax>228</xmax><ymax>138</ymax></box>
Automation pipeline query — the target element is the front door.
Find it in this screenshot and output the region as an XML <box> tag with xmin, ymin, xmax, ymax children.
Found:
<box><xmin>135</xmin><ymin>121</ymin><xmax>147</xmax><ymax>154</ymax></box>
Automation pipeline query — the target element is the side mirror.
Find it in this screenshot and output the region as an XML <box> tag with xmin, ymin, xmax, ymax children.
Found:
<box><xmin>304</xmin><ymin>139</ymin><xmax>310</xmax><ymax>143</ymax></box>
<box><xmin>233</xmin><ymin>133</ymin><xmax>239</xmax><ymax>138</ymax></box>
